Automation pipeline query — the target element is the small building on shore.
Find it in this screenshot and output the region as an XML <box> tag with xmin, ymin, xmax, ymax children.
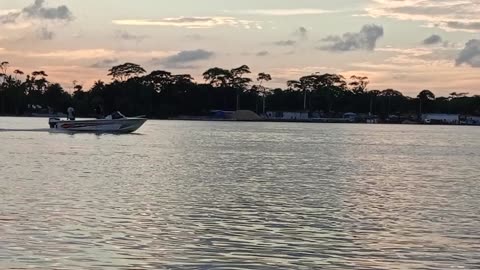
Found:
<box><xmin>422</xmin><ymin>113</ymin><xmax>459</xmax><ymax>124</ymax></box>
<box><xmin>343</xmin><ymin>112</ymin><xmax>358</xmax><ymax>122</ymax></box>
<box><xmin>461</xmin><ymin>115</ymin><xmax>480</xmax><ymax>125</ymax></box>
<box><xmin>209</xmin><ymin>110</ymin><xmax>261</xmax><ymax>121</ymax></box>
<box><xmin>265</xmin><ymin>111</ymin><xmax>309</xmax><ymax>120</ymax></box>
<box><xmin>210</xmin><ymin>110</ymin><xmax>235</xmax><ymax>119</ymax></box>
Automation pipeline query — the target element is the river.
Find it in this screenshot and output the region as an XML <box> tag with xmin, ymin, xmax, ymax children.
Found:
<box><xmin>1</xmin><ymin>117</ymin><xmax>479</xmax><ymax>269</ymax></box>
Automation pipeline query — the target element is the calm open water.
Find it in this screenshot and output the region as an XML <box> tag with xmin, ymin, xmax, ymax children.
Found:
<box><xmin>1</xmin><ymin>117</ymin><xmax>480</xmax><ymax>270</ymax></box>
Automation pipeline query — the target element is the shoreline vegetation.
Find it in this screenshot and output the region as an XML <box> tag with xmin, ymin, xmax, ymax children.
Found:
<box><xmin>0</xmin><ymin>61</ymin><xmax>479</xmax><ymax>125</ymax></box>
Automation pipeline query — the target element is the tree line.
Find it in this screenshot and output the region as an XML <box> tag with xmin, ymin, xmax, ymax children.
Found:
<box><xmin>0</xmin><ymin>61</ymin><xmax>479</xmax><ymax>119</ymax></box>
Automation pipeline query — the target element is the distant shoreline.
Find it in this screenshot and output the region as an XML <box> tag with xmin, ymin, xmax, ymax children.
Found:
<box><xmin>168</xmin><ymin>118</ymin><xmax>479</xmax><ymax>126</ymax></box>
<box><xmin>1</xmin><ymin>114</ymin><xmax>479</xmax><ymax>127</ymax></box>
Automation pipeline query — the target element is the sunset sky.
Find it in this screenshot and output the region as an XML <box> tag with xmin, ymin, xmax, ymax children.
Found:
<box><xmin>0</xmin><ymin>0</ymin><xmax>479</xmax><ymax>96</ymax></box>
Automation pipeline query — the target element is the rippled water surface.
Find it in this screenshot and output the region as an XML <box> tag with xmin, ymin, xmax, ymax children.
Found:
<box><xmin>1</xmin><ymin>117</ymin><xmax>480</xmax><ymax>269</ymax></box>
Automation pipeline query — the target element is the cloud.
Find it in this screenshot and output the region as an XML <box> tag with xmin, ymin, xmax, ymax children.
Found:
<box><xmin>230</xmin><ymin>9</ymin><xmax>334</xmax><ymax>16</ymax></box>
<box><xmin>25</xmin><ymin>49</ymin><xmax>117</xmax><ymax>59</ymax></box>
<box><xmin>36</xmin><ymin>26</ymin><xmax>55</xmax><ymax>40</ymax></box>
<box><xmin>115</xmin><ymin>30</ymin><xmax>148</xmax><ymax>42</ymax></box>
<box><xmin>376</xmin><ymin>47</ymin><xmax>434</xmax><ymax>57</ymax></box>
<box><xmin>294</xmin><ymin>26</ymin><xmax>308</xmax><ymax>40</ymax></box>
<box><xmin>0</xmin><ymin>0</ymin><xmax>73</xmax><ymax>25</ymax></box>
<box><xmin>345</xmin><ymin>56</ymin><xmax>479</xmax><ymax>95</ymax></box>
<box><xmin>442</xmin><ymin>41</ymin><xmax>456</xmax><ymax>48</ymax></box>
<box><xmin>0</xmin><ymin>48</ymin><xmax>175</xmax><ymax>60</ymax></box>
<box><xmin>23</xmin><ymin>0</ymin><xmax>72</xmax><ymax>20</ymax></box>
<box><xmin>271</xmin><ymin>66</ymin><xmax>339</xmax><ymax>83</ymax></box>
<box><xmin>363</xmin><ymin>0</ymin><xmax>480</xmax><ymax>32</ymax></box>
<box><xmin>185</xmin><ymin>34</ymin><xmax>204</xmax><ymax>40</ymax></box>
<box><xmin>112</xmin><ymin>16</ymin><xmax>258</xmax><ymax>29</ymax></box>
<box><xmin>274</xmin><ymin>40</ymin><xmax>296</xmax><ymax>46</ymax></box>
<box><xmin>423</xmin><ymin>34</ymin><xmax>442</xmax><ymax>45</ymax></box>
<box><xmin>375</xmin><ymin>46</ymin><xmax>459</xmax><ymax>66</ymax></box>
<box><xmin>256</xmin><ymin>51</ymin><xmax>269</xmax><ymax>56</ymax></box>
<box><xmin>456</xmin><ymin>39</ymin><xmax>480</xmax><ymax>67</ymax></box>
<box><xmin>319</xmin><ymin>24</ymin><xmax>384</xmax><ymax>52</ymax></box>
<box><xmin>444</xmin><ymin>21</ymin><xmax>480</xmax><ymax>31</ymax></box>
<box><xmin>341</xmin><ymin>44</ymin><xmax>475</xmax><ymax>94</ymax></box>
<box><xmin>152</xmin><ymin>49</ymin><xmax>214</xmax><ymax>69</ymax></box>
<box><xmin>0</xmin><ymin>10</ymin><xmax>20</xmax><ymax>24</ymax></box>
<box><xmin>90</xmin><ymin>59</ymin><xmax>120</xmax><ymax>69</ymax></box>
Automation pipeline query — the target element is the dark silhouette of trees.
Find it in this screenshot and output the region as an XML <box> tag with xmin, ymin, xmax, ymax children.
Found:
<box><xmin>202</xmin><ymin>67</ymin><xmax>231</xmax><ymax>88</ymax></box>
<box><xmin>230</xmin><ymin>65</ymin><xmax>252</xmax><ymax>110</ymax></box>
<box><xmin>379</xmin><ymin>89</ymin><xmax>404</xmax><ymax>116</ymax></box>
<box><xmin>0</xmin><ymin>61</ymin><xmax>9</xmax><ymax>75</ymax></box>
<box><xmin>202</xmin><ymin>65</ymin><xmax>253</xmax><ymax>111</ymax></box>
<box><xmin>311</xmin><ymin>73</ymin><xmax>347</xmax><ymax>113</ymax></box>
<box><xmin>13</xmin><ymin>69</ymin><xmax>24</xmax><ymax>81</ymax></box>
<box><xmin>108</xmin><ymin>63</ymin><xmax>146</xmax><ymax>81</ymax></box>
<box><xmin>367</xmin><ymin>90</ymin><xmax>381</xmax><ymax>115</ymax></box>
<box><xmin>143</xmin><ymin>70</ymin><xmax>175</xmax><ymax>92</ymax></box>
<box><xmin>1</xmin><ymin>68</ymin><xmax>25</xmax><ymax>115</ymax></box>
<box><xmin>257</xmin><ymin>72</ymin><xmax>272</xmax><ymax>114</ymax></box>
<box><xmin>31</xmin><ymin>70</ymin><xmax>48</xmax><ymax>78</ymax></box>
<box><xmin>349</xmin><ymin>75</ymin><xmax>369</xmax><ymax>94</ymax></box>
<box><xmin>43</xmin><ymin>83</ymin><xmax>71</xmax><ymax>112</ymax></box>
<box><xmin>0</xmin><ymin>60</ymin><xmax>478</xmax><ymax>120</ymax></box>
<box><xmin>286</xmin><ymin>79</ymin><xmax>306</xmax><ymax>110</ymax></box>
<box><xmin>417</xmin><ymin>89</ymin><xmax>435</xmax><ymax>115</ymax></box>
<box><xmin>287</xmin><ymin>73</ymin><xmax>347</xmax><ymax>112</ymax></box>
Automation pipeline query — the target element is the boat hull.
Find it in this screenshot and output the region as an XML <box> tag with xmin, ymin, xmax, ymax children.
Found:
<box><xmin>49</xmin><ymin>118</ymin><xmax>147</xmax><ymax>133</ymax></box>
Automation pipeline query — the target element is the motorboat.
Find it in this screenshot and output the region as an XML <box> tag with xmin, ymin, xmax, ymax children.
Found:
<box><xmin>48</xmin><ymin>111</ymin><xmax>147</xmax><ymax>133</ymax></box>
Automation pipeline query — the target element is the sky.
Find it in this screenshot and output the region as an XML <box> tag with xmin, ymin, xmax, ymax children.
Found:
<box><xmin>0</xmin><ymin>0</ymin><xmax>480</xmax><ymax>96</ymax></box>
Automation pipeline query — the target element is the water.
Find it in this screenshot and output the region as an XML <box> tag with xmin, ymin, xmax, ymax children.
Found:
<box><xmin>1</xmin><ymin>117</ymin><xmax>480</xmax><ymax>270</ymax></box>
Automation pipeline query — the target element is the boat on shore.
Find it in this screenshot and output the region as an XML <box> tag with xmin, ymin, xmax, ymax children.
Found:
<box><xmin>48</xmin><ymin>111</ymin><xmax>147</xmax><ymax>133</ymax></box>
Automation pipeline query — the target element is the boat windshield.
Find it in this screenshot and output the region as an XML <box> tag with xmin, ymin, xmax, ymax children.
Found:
<box><xmin>105</xmin><ymin>111</ymin><xmax>126</xmax><ymax>119</ymax></box>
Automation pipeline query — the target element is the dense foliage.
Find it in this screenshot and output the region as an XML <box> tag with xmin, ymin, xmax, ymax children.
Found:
<box><xmin>0</xmin><ymin>61</ymin><xmax>479</xmax><ymax>118</ymax></box>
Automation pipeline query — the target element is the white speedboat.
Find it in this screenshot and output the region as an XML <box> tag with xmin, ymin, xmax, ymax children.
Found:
<box><xmin>48</xmin><ymin>112</ymin><xmax>147</xmax><ymax>133</ymax></box>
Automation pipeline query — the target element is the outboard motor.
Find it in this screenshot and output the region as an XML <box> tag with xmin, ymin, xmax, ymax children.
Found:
<box><xmin>49</xmin><ymin>118</ymin><xmax>60</xmax><ymax>128</ymax></box>
<box><xmin>67</xmin><ymin>107</ymin><xmax>75</xmax><ymax>120</ymax></box>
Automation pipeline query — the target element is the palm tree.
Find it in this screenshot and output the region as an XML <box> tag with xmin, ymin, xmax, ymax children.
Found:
<box><xmin>257</xmin><ymin>72</ymin><xmax>272</xmax><ymax>114</ymax></box>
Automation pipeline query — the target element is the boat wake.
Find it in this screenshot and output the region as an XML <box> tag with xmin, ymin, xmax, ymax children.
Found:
<box><xmin>0</xmin><ymin>128</ymin><xmax>52</xmax><ymax>132</ymax></box>
<box><xmin>0</xmin><ymin>128</ymin><xmax>145</xmax><ymax>135</ymax></box>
